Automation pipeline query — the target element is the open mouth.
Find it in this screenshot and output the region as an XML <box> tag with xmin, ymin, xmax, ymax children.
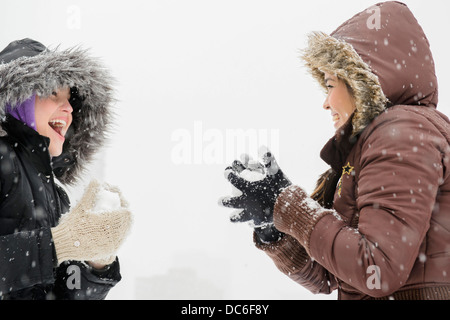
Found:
<box><xmin>48</xmin><ymin>119</ymin><xmax>67</xmax><ymax>137</ymax></box>
<box><xmin>332</xmin><ymin>114</ymin><xmax>340</xmax><ymax>122</ymax></box>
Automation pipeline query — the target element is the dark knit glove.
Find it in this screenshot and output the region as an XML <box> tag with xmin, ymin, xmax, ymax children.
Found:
<box><xmin>220</xmin><ymin>149</ymin><xmax>291</xmax><ymax>243</ymax></box>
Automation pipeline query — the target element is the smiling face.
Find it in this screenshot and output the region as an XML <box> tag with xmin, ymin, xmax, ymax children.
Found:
<box><xmin>35</xmin><ymin>87</ymin><xmax>73</xmax><ymax>157</ymax></box>
<box><xmin>323</xmin><ymin>73</ymin><xmax>356</xmax><ymax>130</ymax></box>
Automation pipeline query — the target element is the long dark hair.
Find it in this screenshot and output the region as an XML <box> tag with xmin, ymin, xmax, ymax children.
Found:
<box><xmin>310</xmin><ymin>169</ymin><xmax>340</xmax><ymax>209</ymax></box>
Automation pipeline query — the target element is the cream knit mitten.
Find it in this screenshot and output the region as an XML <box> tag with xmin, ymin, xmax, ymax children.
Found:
<box><xmin>51</xmin><ymin>180</ymin><xmax>132</xmax><ymax>265</ymax></box>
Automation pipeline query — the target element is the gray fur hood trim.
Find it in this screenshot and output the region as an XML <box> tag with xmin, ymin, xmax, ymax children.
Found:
<box><xmin>0</xmin><ymin>44</ymin><xmax>116</xmax><ymax>185</ymax></box>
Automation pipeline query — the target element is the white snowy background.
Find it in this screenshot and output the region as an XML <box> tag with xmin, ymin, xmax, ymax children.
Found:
<box><xmin>1</xmin><ymin>0</ymin><xmax>449</xmax><ymax>300</ymax></box>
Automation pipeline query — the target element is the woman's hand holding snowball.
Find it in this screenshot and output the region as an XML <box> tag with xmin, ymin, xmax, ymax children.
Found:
<box><xmin>220</xmin><ymin>148</ymin><xmax>292</xmax><ymax>243</ymax></box>
<box><xmin>51</xmin><ymin>180</ymin><xmax>132</xmax><ymax>267</ymax></box>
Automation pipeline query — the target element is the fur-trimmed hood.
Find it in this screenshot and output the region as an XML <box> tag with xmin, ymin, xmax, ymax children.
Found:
<box><xmin>302</xmin><ymin>1</ymin><xmax>438</xmax><ymax>136</ymax></box>
<box><xmin>0</xmin><ymin>38</ymin><xmax>115</xmax><ymax>185</ymax></box>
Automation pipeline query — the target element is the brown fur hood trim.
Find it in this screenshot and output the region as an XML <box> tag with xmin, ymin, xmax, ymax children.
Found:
<box><xmin>302</xmin><ymin>31</ymin><xmax>388</xmax><ymax>136</ymax></box>
<box><xmin>301</xmin><ymin>1</ymin><xmax>438</xmax><ymax>136</ymax></box>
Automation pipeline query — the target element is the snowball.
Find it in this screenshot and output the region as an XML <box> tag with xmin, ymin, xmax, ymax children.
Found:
<box><xmin>91</xmin><ymin>187</ymin><xmax>122</xmax><ymax>214</ymax></box>
<box><xmin>239</xmin><ymin>169</ymin><xmax>265</xmax><ymax>182</ymax></box>
<box><xmin>229</xmin><ymin>169</ymin><xmax>265</xmax><ymax>197</ymax></box>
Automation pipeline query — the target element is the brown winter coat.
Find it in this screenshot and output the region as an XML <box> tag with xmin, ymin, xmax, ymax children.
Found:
<box><xmin>256</xmin><ymin>1</ymin><xmax>450</xmax><ymax>300</ymax></box>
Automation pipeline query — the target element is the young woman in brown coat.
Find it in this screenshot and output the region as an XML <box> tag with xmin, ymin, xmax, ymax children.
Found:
<box><xmin>221</xmin><ymin>1</ymin><xmax>450</xmax><ymax>300</ymax></box>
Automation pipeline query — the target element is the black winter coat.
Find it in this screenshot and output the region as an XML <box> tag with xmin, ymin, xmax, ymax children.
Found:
<box><xmin>0</xmin><ymin>38</ymin><xmax>120</xmax><ymax>299</ymax></box>
<box><xmin>0</xmin><ymin>116</ymin><xmax>121</xmax><ymax>299</ymax></box>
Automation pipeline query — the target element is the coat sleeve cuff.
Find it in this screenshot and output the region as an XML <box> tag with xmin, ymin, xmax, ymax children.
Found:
<box><xmin>254</xmin><ymin>232</ymin><xmax>310</xmax><ymax>274</ymax></box>
<box><xmin>50</xmin><ymin>224</ymin><xmax>73</xmax><ymax>265</ymax></box>
<box><xmin>273</xmin><ymin>185</ymin><xmax>339</xmax><ymax>254</ymax></box>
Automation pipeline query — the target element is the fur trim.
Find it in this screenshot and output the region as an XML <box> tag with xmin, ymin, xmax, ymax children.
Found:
<box><xmin>0</xmin><ymin>46</ymin><xmax>116</xmax><ymax>185</ymax></box>
<box><xmin>301</xmin><ymin>31</ymin><xmax>388</xmax><ymax>136</ymax></box>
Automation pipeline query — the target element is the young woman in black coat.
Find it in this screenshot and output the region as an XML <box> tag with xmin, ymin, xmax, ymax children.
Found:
<box><xmin>0</xmin><ymin>39</ymin><xmax>132</xmax><ymax>299</ymax></box>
